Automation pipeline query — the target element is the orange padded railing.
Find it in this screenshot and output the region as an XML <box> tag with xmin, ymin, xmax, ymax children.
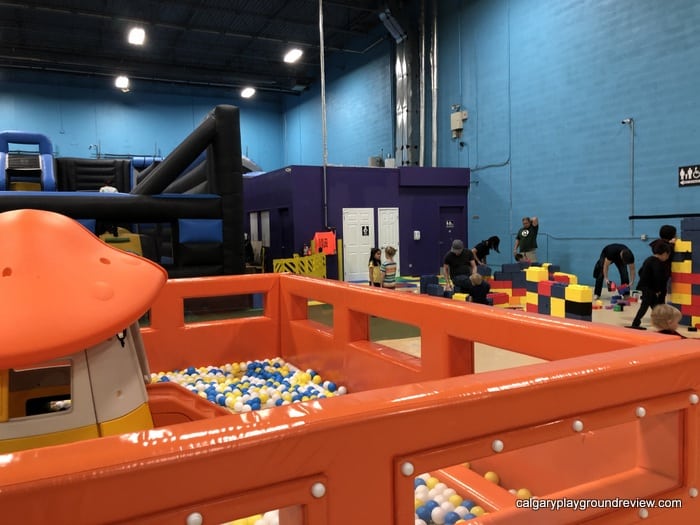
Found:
<box><xmin>2</xmin><ymin>274</ymin><xmax>699</xmax><ymax>524</ymax></box>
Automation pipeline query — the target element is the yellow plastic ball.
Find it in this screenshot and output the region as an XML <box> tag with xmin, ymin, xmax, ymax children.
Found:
<box><xmin>470</xmin><ymin>505</ymin><xmax>485</xmax><ymax>516</ymax></box>
<box><xmin>426</xmin><ymin>476</ymin><xmax>440</xmax><ymax>489</ymax></box>
<box><xmin>313</xmin><ymin>374</ymin><xmax>322</xmax><ymax>384</ymax></box>
<box><xmin>448</xmin><ymin>494</ymin><xmax>463</xmax><ymax>507</ymax></box>
<box><xmin>484</xmin><ymin>471</ymin><xmax>500</xmax><ymax>485</ymax></box>
<box><xmin>463</xmin><ymin>461</ymin><xmax>471</xmax><ymax>469</ymax></box>
<box><xmin>415</xmin><ymin>498</ymin><xmax>424</xmax><ymax>510</ymax></box>
<box><xmin>516</xmin><ymin>488</ymin><xmax>532</xmax><ymax>499</ymax></box>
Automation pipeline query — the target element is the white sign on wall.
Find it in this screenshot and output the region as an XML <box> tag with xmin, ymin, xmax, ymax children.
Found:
<box><xmin>679</xmin><ymin>165</ymin><xmax>700</xmax><ymax>187</ymax></box>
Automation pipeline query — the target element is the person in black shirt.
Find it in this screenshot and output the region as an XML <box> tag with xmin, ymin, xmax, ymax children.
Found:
<box><xmin>463</xmin><ymin>273</ymin><xmax>491</xmax><ymax>304</ymax></box>
<box><xmin>593</xmin><ymin>243</ymin><xmax>635</xmax><ymax>299</ymax></box>
<box><xmin>471</xmin><ymin>236</ymin><xmax>500</xmax><ymax>266</ymax></box>
<box><xmin>443</xmin><ymin>239</ymin><xmax>476</xmax><ymax>292</ymax></box>
<box><xmin>628</xmin><ymin>241</ymin><xmax>672</xmax><ymax>329</ymax></box>
<box><xmin>649</xmin><ymin>224</ymin><xmax>676</xmax><ymax>303</ymax></box>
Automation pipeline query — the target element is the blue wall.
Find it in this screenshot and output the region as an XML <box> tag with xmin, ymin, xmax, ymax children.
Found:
<box><xmin>0</xmin><ymin>71</ymin><xmax>284</xmax><ymax>171</ymax></box>
<box><xmin>282</xmin><ymin>30</ymin><xmax>394</xmax><ymax>167</ymax></box>
<box><xmin>436</xmin><ymin>0</ymin><xmax>700</xmax><ymax>284</ymax></box>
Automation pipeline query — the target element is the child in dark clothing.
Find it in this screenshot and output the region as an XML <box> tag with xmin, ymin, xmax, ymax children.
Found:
<box><xmin>650</xmin><ymin>304</ymin><xmax>686</xmax><ymax>338</ymax></box>
<box><xmin>628</xmin><ymin>241</ymin><xmax>672</xmax><ymax>330</ymax></box>
<box><xmin>649</xmin><ymin>224</ymin><xmax>676</xmax><ymax>303</ymax></box>
<box><xmin>464</xmin><ymin>273</ymin><xmax>491</xmax><ymax>305</ymax></box>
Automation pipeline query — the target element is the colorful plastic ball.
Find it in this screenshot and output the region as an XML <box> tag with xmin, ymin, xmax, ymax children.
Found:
<box><xmin>424</xmin><ymin>500</ymin><xmax>440</xmax><ymax>512</ymax></box>
<box><xmin>426</xmin><ymin>476</ymin><xmax>440</xmax><ymax>489</ymax></box>
<box><xmin>415</xmin><ymin>505</ymin><xmax>432</xmax><ymax>522</ymax></box>
<box><xmin>448</xmin><ymin>494</ymin><xmax>462</xmax><ymax>508</ymax></box>
<box><xmin>414</xmin><ymin>477</ymin><xmax>427</xmax><ymax>488</ymax></box>
<box><xmin>461</xmin><ymin>499</ymin><xmax>475</xmax><ymax>510</ymax></box>
<box><xmin>430</xmin><ymin>506</ymin><xmax>447</xmax><ymax>525</ymax></box>
<box><xmin>444</xmin><ymin>511</ymin><xmax>462</xmax><ymax>525</ymax></box>
<box><xmin>484</xmin><ymin>471</ymin><xmax>500</xmax><ymax>485</ymax></box>
<box><xmin>469</xmin><ymin>506</ymin><xmax>485</xmax><ymax>516</ymax></box>
<box><xmin>516</xmin><ymin>488</ymin><xmax>532</xmax><ymax>499</ymax></box>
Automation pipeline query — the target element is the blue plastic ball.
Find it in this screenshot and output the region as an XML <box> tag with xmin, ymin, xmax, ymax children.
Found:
<box><xmin>424</xmin><ymin>500</ymin><xmax>439</xmax><ymax>512</ymax></box>
<box><xmin>414</xmin><ymin>478</ymin><xmax>427</xmax><ymax>488</ymax></box>
<box><xmin>415</xmin><ymin>505</ymin><xmax>431</xmax><ymax>522</ymax></box>
<box><xmin>444</xmin><ymin>511</ymin><xmax>461</xmax><ymax>525</ymax></box>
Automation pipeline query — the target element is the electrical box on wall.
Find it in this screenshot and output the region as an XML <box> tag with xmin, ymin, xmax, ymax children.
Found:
<box><xmin>450</xmin><ymin>110</ymin><xmax>468</xmax><ymax>139</ymax></box>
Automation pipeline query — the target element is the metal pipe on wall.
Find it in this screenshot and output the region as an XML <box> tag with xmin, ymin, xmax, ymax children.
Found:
<box><xmin>419</xmin><ymin>0</ymin><xmax>425</xmax><ymax>167</ymax></box>
<box><xmin>319</xmin><ymin>0</ymin><xmax>329</xmax><ymax>228</ymax></box>
<box><xmin>431</xmin><ymin>2</ymin><xmax>438</xmax><ymax>167</ymax></box>
<box><xmin>622</xmin><ymin>117</ymin><xmax>635</xmax><ymax>235</ymax></box>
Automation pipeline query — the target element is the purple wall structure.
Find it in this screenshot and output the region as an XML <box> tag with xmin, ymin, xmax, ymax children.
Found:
<box><xmin>243</xmin><ymin>165</ymin><xmax>469</xmax><ymax>278</ymax></box>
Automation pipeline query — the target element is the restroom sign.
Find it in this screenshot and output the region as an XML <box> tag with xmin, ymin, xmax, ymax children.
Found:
<box><xmin>361</xmin><ymin>225</ymin><xmax>369</xmax><ymax>236</ymax></box>
<box><xmin>679</xmin><ymin>165</ymin><xmax>700</xmax><ymax>187</ymax></box>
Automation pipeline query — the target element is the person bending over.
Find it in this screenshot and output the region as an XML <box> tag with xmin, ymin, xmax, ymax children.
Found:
<box><xmin>443</xmin><ymin>239</ymin><xmax>476</xmax><ymax>292</ymax></box>
<box><xmin>593</xmin><ymin>243</ymin><xmax>635</xmax><ymax>300</ymax></box>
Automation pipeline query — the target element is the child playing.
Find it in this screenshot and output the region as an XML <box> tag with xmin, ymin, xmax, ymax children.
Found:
<box><xmin>380</xmin><ymin>246</ymin><xmax>398</xmax><ymax>289</ymax></box>
<box><xmin>650</xmin><ymin>304</ymin><xmax>686</xmax><ymax>338</ymax></box>
<box><xmin>463</xmin><ymin>273</ymin><xmax>491</xmax><ymax>305</ymax></box>
<box><xmin>628</xmin><ymin>241</ymin><xmax>672</xmax><ymax>330</ymax></box>
<box><xmin>368</xmin><ymin>248</ymin><xmax>382</xmax><ymax>287</ymax></box>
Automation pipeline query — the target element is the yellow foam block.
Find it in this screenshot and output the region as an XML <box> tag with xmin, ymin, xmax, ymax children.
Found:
<box><xmin>565</xmin><ymin>284</ymin><xmax>593</xmax><ymax>303</ymax></box>
<box><xmin>525</xmin><ymin>266</ymin><xmax>550</xmax><ymax>282</ymax></box>
<box><xmin>526</xmin><ymin>291</ymin><xmax>538</xmax><ymax>305</ymax></box>
<box><xmin>670</xmin><ymin>293</ymin><xmax>692</xmax><ymax>305</ymax></box>
<box><xmin>550</xmin><ymin>297</ymin><xmax>566</xmax><ymax>318</ymax></box>
<box><xmin>675</xmin><ymin>239</ymin><xmax>692</xmax><ymax>252</ymax></box>
<box><xmin>672</xmin><ymin>260</ymin><xmax>692</xmax><ymax>273</ymax></box>
<box><xmin>553</xmin><ymin>272</ymin><xmax>578</xmax><ymax>284</ymax></box>
<box><xmin>452</xmin><ymin>293</ymin><xmax>468</xmax><ymax>302</ymax></box>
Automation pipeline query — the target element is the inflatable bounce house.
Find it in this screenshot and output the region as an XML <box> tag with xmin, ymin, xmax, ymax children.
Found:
<box><xmin>0</xmin><ymin>105</ymin><xmax>245</xmax><ymax>278</ymax></box>
<box><xmin>2</xmin><ymin>208</ymin><xmax>700</xmax><ymax>524</ymax></box>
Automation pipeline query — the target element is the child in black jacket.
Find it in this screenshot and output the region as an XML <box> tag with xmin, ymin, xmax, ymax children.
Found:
<box><xmin>628</xmin><ymin>241</ymin><xmax>672</xmax><ymax>329</ymax></box>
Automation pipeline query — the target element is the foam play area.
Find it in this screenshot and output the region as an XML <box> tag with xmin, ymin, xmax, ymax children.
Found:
<box><xmin>2</xmin><ymin>210</ymin><xmax>700</xmax><ymax>524</ymax></box>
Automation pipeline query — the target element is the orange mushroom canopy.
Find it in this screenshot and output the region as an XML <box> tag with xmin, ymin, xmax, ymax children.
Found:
<box><xmin>0</xmin><ymin>209</ymin><xmax>168</xmax><ymax>368</ymax></box>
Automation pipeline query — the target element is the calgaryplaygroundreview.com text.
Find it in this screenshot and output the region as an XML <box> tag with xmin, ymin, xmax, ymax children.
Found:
<box><xmin>516</xmin><ymin>497</ymin><xmax>683</xmax><ymax>512</ymax></box>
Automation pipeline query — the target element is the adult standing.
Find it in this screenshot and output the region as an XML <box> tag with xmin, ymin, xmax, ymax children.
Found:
<box><xmin>443</xmin><ymin>239</ymin><xmax>476</xmax><ymax>292</ymax></box>
<box><xmin>513</xmin><ymin>216</ymin><xmax>539</xmax><ymax>262</ymax></box>
<box><xmin>593</xmin><ymin>243</ymin><xmax>635</xmax><ymax>300</ymax></box>
<box><xmin>472</xmin><ymin>236</ymin><xmax>500</xmax><ymax>266</ymax></box>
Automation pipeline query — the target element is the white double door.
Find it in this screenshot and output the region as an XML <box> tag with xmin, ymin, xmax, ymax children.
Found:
<box><xmin>342</xmin><ymin>207</ymin><xmax>399</xmax><ymax>282</ymax></box>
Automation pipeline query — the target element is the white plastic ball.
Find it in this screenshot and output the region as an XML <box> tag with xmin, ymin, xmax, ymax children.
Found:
<box><xmin>440</xmin><ymin>501</ymin><xmax>455</xmax><ymax>513</ymax></box>
<box><xmin>431</xmin><ymin>506</ymin><xmax>447</xmax><ymax>524</ymax></box>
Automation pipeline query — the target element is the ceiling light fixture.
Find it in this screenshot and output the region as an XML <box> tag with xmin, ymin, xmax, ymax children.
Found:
<box><xmin>240</xmin><ymin>87</ymin><xmax>256</xmax><ymax>98</ymax></box>
<box><xmin>379</xmin><ymin>9</ymin><xmax>406</xmax><ymax>43</ymax></box>
<box><xmin>115</xmin><ymin>75</ymin><xmax>130</xmax><ymax>92</ymax></box>
<box><xmin>127</xmin><ymin>27</ymin><xmax>146</xmax><ymax>46</ymax></box>
<box><xmin>283</xmin><ymin>48</ymin><xmax>303</xmax><ymax>64</ymax></box>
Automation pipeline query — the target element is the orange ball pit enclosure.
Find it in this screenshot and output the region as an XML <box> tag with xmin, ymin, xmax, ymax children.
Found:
<box><xmin>2</xmin><ymin>215</ymin><xmax>700</xmax><ymax>523</ymax></box>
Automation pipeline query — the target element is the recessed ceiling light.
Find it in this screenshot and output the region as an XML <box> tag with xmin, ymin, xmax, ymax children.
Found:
<box><xmin>283</xmin><ymin>48</ymin><xmax>303</xmax><ymax>64</ymax></box>
<box><xmin>241</xmin><ymin>87</ymin><xmax>256</xmax><ymax>98</ymax></box>
<box><xmin>128</xmin><ymin>27</ymin><xmax>146</xmax><ymax>46</ymax></box>
<box><xmin>115</xmin><ymin>75</ymin><xmax>130</xmax><ymax>90</ymax></box>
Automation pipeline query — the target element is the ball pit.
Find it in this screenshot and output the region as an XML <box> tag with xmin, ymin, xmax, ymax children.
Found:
<box><xmin>414</xmin><ymin>472</ymin><xmax>482</xmax><ymax>524</ymax></box>
<box><xmin>150</xmin><ymin>357</ymin><xmax>348</xmax><ymax>414</ymax></box>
